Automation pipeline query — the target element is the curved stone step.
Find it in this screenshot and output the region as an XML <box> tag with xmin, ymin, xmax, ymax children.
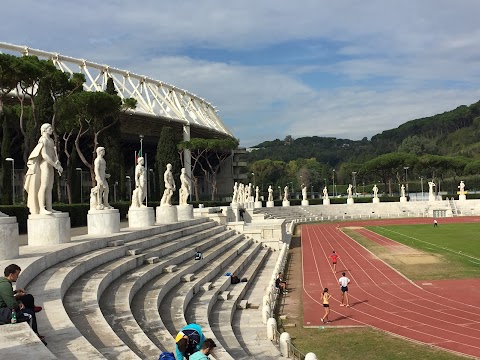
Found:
<box><xmin>131</xmin><ymin>233</ymin><xmax>245</xmax><ymax>355</ymax></box>
<box><xmin>99</xmin><ymin>228</ymin><xmax>237</xmax><ymax>358</ymax></box>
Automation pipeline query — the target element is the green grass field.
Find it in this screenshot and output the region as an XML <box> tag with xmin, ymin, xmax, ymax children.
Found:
<box><xmin>285</xmin><ymin>223</ymin><xmax>480</xmax><ymax>359</ymax></box>
<box><xmin>363</xmin><ymin>222</ymin><xmax>480</xmax><ymax>280</ymax></box>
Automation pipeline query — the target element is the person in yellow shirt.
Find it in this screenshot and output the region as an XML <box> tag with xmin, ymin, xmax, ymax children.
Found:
<box><xmin>320</xmin><ymin>288</ymin><xmax>331</xmax><ymax>323</ymax></box>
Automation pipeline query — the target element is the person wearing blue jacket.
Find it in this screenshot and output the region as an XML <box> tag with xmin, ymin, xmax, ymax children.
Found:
<box><xmin>175</xmin><ymin>323</ymin><xmax>205</xmax><ymax>359</ymax></box>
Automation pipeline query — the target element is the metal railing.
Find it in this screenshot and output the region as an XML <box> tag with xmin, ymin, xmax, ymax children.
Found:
<box><xmin>288</xmin><ymin>341</ymin><xmax>306</xmax><ymax>360</ymax></box>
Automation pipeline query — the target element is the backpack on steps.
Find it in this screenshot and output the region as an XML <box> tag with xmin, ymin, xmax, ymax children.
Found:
<box><xmin>158</xmin><ymin>352</ymin><xmax>175</xmax><ymax>360</ymax></box>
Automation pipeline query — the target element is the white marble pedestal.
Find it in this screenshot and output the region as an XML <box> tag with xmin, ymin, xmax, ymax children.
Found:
<box><xmin>28</xmin><ymin>212</ymin><xmax>71</xmax><ymax>246</ymax></box>
<box><xmin>400</xmin><ymin>196</ymin><xmax>407</xmax><ymax>203</ymax></box>
<box><xmin>128</xmin><ymin>207</ymin><xmax>155</xmax><ymax>228</ymax></box>
<box><xmin>266</xmin><ymin>201</ymin><xmax>275</xmax><ymax>208</ymax></box>
<box><xmin>323</xmin><ymin>199</ymin><xmax>330</xmax><ymax>205</ymax></box>
<box><xmin>156</xmin><ymin>205</ymin><xmax>178</xmax><ymax>224</ymax></box>
<box><xmin>459</xmin><ymin>194</ymin><xmax>466</xmax><ymax>201</ymax></box>
<box><xmin>282</xmin><ymin>200</ymin><xmax>290</xmax><ymax>207</ymax></box>
<box><xmin>347</xmin><ymin>198</ymin><xmax>354</xmax><ymax>205</ymax></box>
<box><xmin>373</xmin><ymin>197</ymin><xmax>380</xmax><ymax>203</ymax></box>
<box><xmin>88</xmin><ymin>209</ymin><xmax>120</xmax><ymax>235</ymax></box>
<box><xmin>0</xmin><ymin>217</ymin><xmax>19</xmax><ymax>260</ymax></box>
<box><xmin>301</xmin><ymin>200</ymin><xmax>309</xmax><ymax>206</ymax></box>
<box><xmin>254</xmin><ymin>201</ymin><xmax>263</xmax><ymax>208</ymax></box>
<box><xmin>177</xmin><ymin>204</ymin><xmax>194</xmax><ymax>220</ymax></box>
<box><xmin>429</xmin><ymin>195</ymin><xmax>436</xmax><ymax>202</ymax></box>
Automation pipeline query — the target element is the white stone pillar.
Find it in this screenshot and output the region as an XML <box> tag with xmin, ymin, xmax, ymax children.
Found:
<box><xmin>128</xmin><ymin>207</ymin><xmax>155</xmax><ymax>228</ymax></box>
<box><xmin>305</xmin><ymin>353</ymin><xmax>318</xmax><ymax>360</ymax></box>
<box><xmin>156</xmin><ymin>205</ymin><xmax>178</xmax><ymax>223</ymax></box>
<box><xmin>262</xmin><ymin>304</ymin><xmax>271</xmax><ymax>324</ymax></box>
<box><xmin>266</xmin><ymin>318</ymin><xmax>277</xmax><ymax>340</ymax></box>
<box><xmin>87</xmin><ymin>209</ymin><xmax>120</xmax><ymax>235</ymax></box>
<box><xmin>183</xmin><ymin>125</ymin><xmax>192</xmax><ymax>195</ymax></box>
<box><xmin>279</xmin><ymin>332</ymin><xmax>291</xmax><ymax>357</ymax></box>
<box><xmin>0</xmin><ymin>217</ymin><xmax>19</xmax><ymax>260</ymax></box>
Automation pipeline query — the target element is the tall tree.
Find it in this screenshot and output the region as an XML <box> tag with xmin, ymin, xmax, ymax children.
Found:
<box><xmin>156</xmin><ymin>126</ymin><xmax>181</xmax><ymax>202</ymax></box>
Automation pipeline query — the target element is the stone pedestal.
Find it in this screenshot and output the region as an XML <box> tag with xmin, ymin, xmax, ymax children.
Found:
<box><xmin>282</xmin><ymin>200</ymin><xmax>290</xmax><ymax>207</ymax></box>
<box><xmin>429</xmin><ymin>195</ymin><xmax>436</xmax><ymax>202</ymax></box>
<box><xmin>400</xmin><ymin>196</ymin><xmax>407</xmax><ymax>203</ymax></box>
<box><xmin>301</xmin><ymin>200</ymin><xmax>309</xmax><ymax>206</ymax></box>
<box><xmin>28</xmin><ymin>213</ymin><xmax>71</xmax><ymax>246</ymax></box>
<box><xmin>177</xmin><ymin>204</ymin><xmax>194</xmax><ymax>220</ymax></box>
<box><xmin>459</xmin><ymin>194</ymin><xmax>467</xmax><ymax>201</ymax></box>
<box><xmin>128</xmin><ymin>207</ymin><xmax>155</xmax><ymax>228</ymax></box>
<box><xmin>254</xmin><ymin>201</ymin><xmax>263</xmax><ymax>208</ymax></box>
<box><xmin>88</xmin><ymin>209</ymin><xmax>120</xmax><ymax>235</ymax></box>
<box><xmin>323</xmin><ymin>199</ymin><xmax>330</xmax><ymax>205</ymax></box>
<box><xmin>0</xmin><ymin>217</ymin><xmax>19</xmax><ymax>260</ymax></box>
<box><xmin>231</xmin><ymin>203</ymin><xmax>240</xmax><ymax>221</ymax></box>
<box><xmin>156</xmin><ymin>205</ymin><xmax>178</xmax><ymax>224</ymax></box>
<box><xmin>372</xmin><ymin>197</ymin><xmax>380</xmax><ymax>203</ymax></box>
<box><xmin>347</xmin><ymin>198</ymin><xmax>354</xmax><ymax>205</ymax></box>
<box><xmin>266</xmin><ymin>201</ymin><xmax>275</xmax><ymax>208</ymax></box>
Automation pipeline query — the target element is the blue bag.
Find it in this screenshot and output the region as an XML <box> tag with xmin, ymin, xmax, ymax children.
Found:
<box><xmin>158</xmin><ymin>352</ymin><xmax>175</xmax><ymax>360</ymax></box>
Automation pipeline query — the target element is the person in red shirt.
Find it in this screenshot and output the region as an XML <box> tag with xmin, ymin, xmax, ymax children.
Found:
<box><xmin>330</xmin><ymin>251</ymin><xmax>339</xmax><ymax>273</ymax></box>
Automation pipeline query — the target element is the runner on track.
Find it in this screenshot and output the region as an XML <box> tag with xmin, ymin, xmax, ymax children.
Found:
<box><xmin>338</xmin><ymin>272</ymin><xmax>351</xmax><ymax>307</ymax></box>
<box><xmin>330</xmin><ymin>250</ymin><xmax>339</xmax><ymax>273</ymax></box>
<box><xmin>320</xmin><ymin>288</ymin><xmax>331</xmax><ymax>323</ymax></box>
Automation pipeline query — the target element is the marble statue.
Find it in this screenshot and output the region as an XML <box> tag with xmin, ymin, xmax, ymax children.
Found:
<box><xmin>0</xmin><ymin>212</ymin><xmax>7</xmax><ymax>217</ymax></box>
<box><xmin>283</xmin><ymin>186</ymin><xmax>289</xmax><ymax>201</ymax></box>
<box><xmin>179</xmin><ymin>168</ymin><xmax>191</xmax><ymax>205</ymax></box>
<box><xmin>459</xmin><ymin>181</ymin><xmax>465</xmax><ymax>196</ymax></box>
<box><xmin>255</xmin><ymin>186</ymin><xmax>260</xmax><ymax>202</ymax></box>
<box><xmin>160</xmin><ymin>163</ymin><xmax>176</xmax><ymax>206</ymax></box>
<box><xmin>90</xmin><ymin>186</ymin><xmax>99</xmax><ymax>210</ymax></box>
<box><xmin>268</xmin><ymin>185</ymin><xmax>273</xmax><ymax>202</ymax></box>
<box><xmin>232</xmin><ymin>182</ymin><xmax>238</xmax><ymax>203</ymax></box>
<box><xmin>246</xmin><ymin>183</ymin><xmax>252</xmax><ymax>202</ymax></box>
<box><xmin>373</xmin><ymin>184</ymin><xmax>379</xmax><ymax>198</ymax></box>
<box><xmin>400</xmin><ymin>184</ymin><xmax>405</xmax><ymax>198</ymax></box>
<box><xmin>302</xmin><ymin>185</ymin><xmax>307</xmax><ymax>201</ymax></box>
<box><xmin>238</xmin><ymin>183</ymin><xmax>245</xmax><ymax>203</ymax></box>
<box><xmin>323</xmin><ymin>186</ymin><xmax>329</xmax><ymax>199</ymax></box>
<box><xmin>94</xmin><ymin>147</ymin><xmax>112</xmax><ymax>210</ymax></box>
<box><xmin>24</xmin><ymin>123</ymin><xmax>63</xmax><ymax>215</ymax></box>
<box><xmin>428</xmin><ymin>181</ymin><xmax>435</xmax><ymax>196</ymax></box>
<box><xmin>347</xmin><ymin>184</ymin><xmax>353</xmax><ymax>198</ymax></box>
<box><xmin>131</xmin><ymin>157</ymin><xmax>146</xmax><ymax>208</ymax></box>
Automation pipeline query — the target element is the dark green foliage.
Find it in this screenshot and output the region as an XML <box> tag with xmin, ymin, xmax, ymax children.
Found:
<box><xmin>156</xmin><ymin>126</ymin><xmax>181</xmax><ymax>200</ymax></box>
<box><xmin>1</xmin><ymin>115</ymin><xmax>12</xmax><ymax>204</ymax></box>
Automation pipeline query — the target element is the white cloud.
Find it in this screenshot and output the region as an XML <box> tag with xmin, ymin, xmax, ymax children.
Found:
<box><xmin>2</xmin><ymin>0</ymin><xmax>480</xmax><ymax>146</ymax></box>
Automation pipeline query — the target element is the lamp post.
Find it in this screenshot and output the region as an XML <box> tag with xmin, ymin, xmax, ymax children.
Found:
<box><xmin>311</xmin><ymin>184</ymin><xmax>314</xmax><ymax>199</ymax></box>
<box><xmin>404</xmin><ymin>166</ymin><xmax>409</xmax><ymax>194</ymax></box>
<box><xmin>332</xmin><ymin>169</ymin><xmax>336</xmax><ymax>197</ymax></box>
<box><xmin>75</xmin><ymin>168</ymin><xmax>83</xmax><ymax>203</ymax></box>
<box><xmin>420</xmin><ymin>176</ymin><xmax>424</xmax><ymax>201</ymax></box>
<box><xmin>5</xmin><ymin>158</ymin><xmax>14</xmax><ymax>204</ymax></box>
<box><xmin>352</xmin><ymin>171</ymin><xmax>357</xmax><ymax>197</ymax></box>
<box><xmin>278</xmin><ymin>186</ymin><xmax>281</xmax><ymax>200</ymax></box>
<box><xmin>252</xmin><ymin>172</ymin><xmax>256</xmax><ymax>188</ymax></box>
<box><xmin>126</xmin><ymin>176</ymin><xmax>132</xmax><ymax>201</ymax></box>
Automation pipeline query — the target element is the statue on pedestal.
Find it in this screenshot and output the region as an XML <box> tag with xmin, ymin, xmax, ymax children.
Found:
<box><xmin>24</xmin><ymin>123</ymin><xmax>63</xmax><ymax>215</ymax></box>
<box><xmin>373</xmin><ymin>184</ymin><xmax>379</xmax><ymax>198</ymax></box>
<box><xmin>283</xmin><ymin>186</ymin><xmax>289</xmax><ymax>201</ymax></box>
<box><xmin>268</xmin><ymin>185</ymin><xmax>273</xmax><ymax>202</ymax></box>
<box><xmin>459</xmin><ymin>181</ymin><xmax>465</xmax><ymax>196</ymax></box>
<box><xmin>131</xmin><ymin>157</ymin><xmax>147</xmax><ymax>208</ymax></box>
<box><xmin>94</xmin><ymin>147</ymin><xmax>112</xmax><ymax>210</ymax></box>
<box><xmin>246</xmin><ymin>183</ymin><xmax>252</xmax><ymax>202</ymax></box>
<box><xmin>400</xmin><ymin>184</ymin><xmax>406</xmax><ymax>198</ymax></box>
<box><xmin>302</xmin><ymin>185</ymin><xmax>307</xmax><ymax>201</ymax></box>
<box><xmin>232</xmin><ymin>182</ymin><xmax>238</xmax><ymax>203</ymax></box>
<box><xmin>160</xmin><ymin>163</ymin><xmax>175</xmax><ymax>206</ymax></box>
<box><xmin>428</xmin><ymin>181</ymin><xmax>436</xmax><ymax>196</ymax></box>
<box><xmin>179</xmin><ymin>168</ymin><xmax>191</xmax><ymax>205</ymax></box>
<box><xmin>255</xmin><ymin>186</ymin><xmax>260</xmax><ymax>202</ymax></box>
<box><xmin>347</xmin><ymin>184</ymin><xmax>353</xmax><ymax>198</ymax></box>
<box><xmin>323</xmin><ymin>186</ymin><xmax>329</xmax><ymax>200</ymax></box>
<box><xmin>238</xmin><ymin>184</ymin><xmax>245</xmax><ymax>203</ymax></box>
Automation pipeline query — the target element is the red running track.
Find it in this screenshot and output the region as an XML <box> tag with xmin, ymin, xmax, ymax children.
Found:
<box><xmin>302</xmin><ymin>217</ymin><xmax>480</xmax><ymax>359</ymax></box>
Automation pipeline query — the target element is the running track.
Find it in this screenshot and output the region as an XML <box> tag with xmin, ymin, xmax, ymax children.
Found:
<box><xmin>302</xmin><ymin>217</ymin><xmax>480</xmax><ymax>359</ymax></box>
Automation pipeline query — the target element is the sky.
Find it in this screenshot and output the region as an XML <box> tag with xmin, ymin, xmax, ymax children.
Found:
<box><xmin>2</xmin><ymin>1</ymin><xmax>480</xmax><ymax>147</ymax></box>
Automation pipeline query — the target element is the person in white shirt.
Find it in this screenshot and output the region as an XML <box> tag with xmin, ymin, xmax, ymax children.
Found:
<box><xmin>338</xmin><ymin>272</ymin><xmax>351</xmax><ymax>307</ymax></box>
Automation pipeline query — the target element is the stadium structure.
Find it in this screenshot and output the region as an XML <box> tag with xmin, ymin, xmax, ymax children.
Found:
<box><xmin>0</xmin><ymin>42</ymin><xmax>247</xmax><ymax>200</ymax></box>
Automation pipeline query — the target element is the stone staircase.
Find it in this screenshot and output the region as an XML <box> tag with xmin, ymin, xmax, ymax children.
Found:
<box><xmin>1</xmin><ymin>217</ymin><xmax>286</xmax><ymax>360</ymax></box>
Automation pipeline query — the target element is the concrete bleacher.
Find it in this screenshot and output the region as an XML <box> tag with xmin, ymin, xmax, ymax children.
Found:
<box><xmin>0</xmin><ymin>212</ymin><xmax>288</xmax><ymax>360</ymax></box>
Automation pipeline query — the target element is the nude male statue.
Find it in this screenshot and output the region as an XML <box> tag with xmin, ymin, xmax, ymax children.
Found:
<box><xmin>160</xmin><ymin>163</ymin><xmax>175</xmax><ymax>206</ymax></box>
<box><xmin>24</xmin><ymin>123</ymin><xmax>63</xmax><ymax>214</ymax></box>
<box><xmin>94</xmin><ymin>147</ymin><xmax>112</xmax><ymax>210</ymax></box>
